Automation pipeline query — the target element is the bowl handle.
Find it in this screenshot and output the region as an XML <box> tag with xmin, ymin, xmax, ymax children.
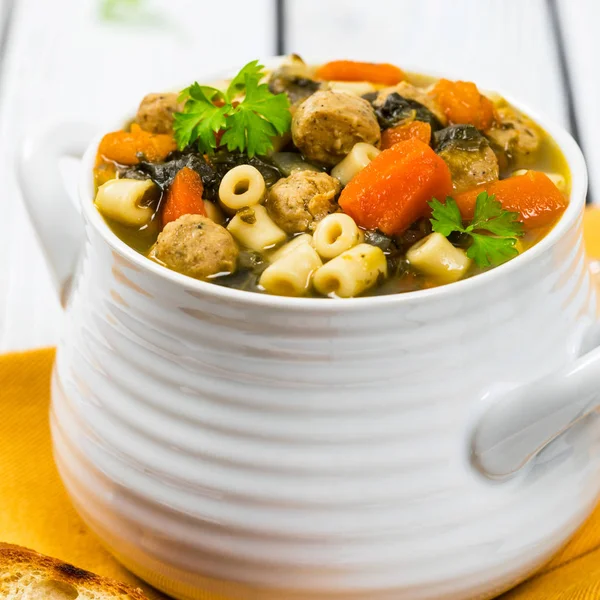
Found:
<box><xmin>17</xmin><ymin>122</ymin><xmax>96</xmax><ymax>303</ymax></box>
<box><xmin>471</xmin><ymin>331</ymin><xmax>600</xmax><ymax>479</ymax></box>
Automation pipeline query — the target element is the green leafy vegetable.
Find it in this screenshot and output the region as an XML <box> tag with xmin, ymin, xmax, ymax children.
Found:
<box><xmin>429</xmin><ymin>191</ymin><xmax>524</xmax><ymax>268</ymax></box>
<box><xmin>174</xmin><ymin>61</ymin><xmax>292</xmax><ymax>157</ymax></box>
<box><xmin>173</xmin><ymin>84</ymin><xmax>227</xmax><ymax>153</ymax></box>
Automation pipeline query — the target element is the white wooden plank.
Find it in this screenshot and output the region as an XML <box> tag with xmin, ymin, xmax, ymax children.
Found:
<box><xmin>0</xmin><ymin>0</ymin><xmax>274</xmax><ymax>352</ymax></box>
<box><xmin>557</xmin><ymin>0</ymin><xmax>598</xmax><ymax>202</ymax></box>
<box><xmin>287</xmin><ymin>0</ymin><xmax>568</xmax><ymax>127</ymax></box>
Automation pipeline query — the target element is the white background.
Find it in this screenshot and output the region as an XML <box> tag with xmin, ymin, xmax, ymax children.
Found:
<box><xmin>0</xmin><ymin>0</ymin><xmax>597</xmax><ymax>351</ymax></box>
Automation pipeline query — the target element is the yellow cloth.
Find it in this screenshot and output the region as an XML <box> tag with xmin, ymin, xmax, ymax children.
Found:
<box><xmin>3</xmin><ymin>207</ymin><xmax>600</xmax><ymax>599</ymax></box>
<box><xmin>0</xmin><ymin>348</ymin><xmax>168</xmax><ymax>600</ymax></box>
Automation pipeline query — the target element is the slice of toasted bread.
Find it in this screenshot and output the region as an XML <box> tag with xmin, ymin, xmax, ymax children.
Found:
<box><xmin>0</xmin><ymin>544</ymin><xmax>148</xmax><ymax>599</ymax></box>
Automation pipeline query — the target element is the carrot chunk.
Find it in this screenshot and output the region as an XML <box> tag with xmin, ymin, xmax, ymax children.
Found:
<box><xmin>431</xmin><ymin>79</ymin><xmax>495</xmax><ymax>130</ymax></box>
<box><xmin>454</xmin><ymin>171</ymin><xmax>568</xmax><ymax>229</ymax></box>
<box><xmin>380</xmin><ymin>121</ymin><xmax>432</xmax><ymax>150</ymax></box>
<box><xmin>161</xmin><ymin>167</ymin><xmax>206</xmax><ymax>227</ymax></box>
<box><xmin>339</xmin><ymin>138</ymin><xmax>453</xmax><ymax>235</ymax></box>
<box><xmin>97</xmin><ymin>123</ymin><xmax>177</xmax><ymax>166</ymax></box>
<box><xmin>315</xmin><ymin>60</ymin><xmax>405</xmax><ymax>86</ymax></box>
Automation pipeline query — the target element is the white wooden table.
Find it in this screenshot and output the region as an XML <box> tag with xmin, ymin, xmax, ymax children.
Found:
<box><xmin>0</xmin><ymin>0</ymin><xmax>597</xmax><ymax>351</ymax></box>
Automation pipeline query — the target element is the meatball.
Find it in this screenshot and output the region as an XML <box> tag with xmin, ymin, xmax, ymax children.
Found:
<box><xmin>292</xmin><ymin>91</ymin><xmax>381</xmax><ymax>166</ymax></box>
<box><xmin>136</xmin><ymin>93</ymin><xmax>183</xmax><ymax>134</ymax></box>
<box><xmin>267</xmin><ymin>171</ymin><xmax>341</xmax><ymax>234</ymax></box>
<box><xmin>154</xmin><ymin>215</ymin><xmax>238</xmax><ymax>279</ymax></box>
<box><xmin>486</xmin><ymin>104</ymin><xmax>541</xmax><ymax>164</ymax></box>
<box><xmin>439</xmin><ymin>145</ymin><xmax>499</xmax><ymax>193</ymax></box>
<box><xmin>434</xmin><ymin>125</ymin><xmax>499</xmax><ymax>193</ymax></box>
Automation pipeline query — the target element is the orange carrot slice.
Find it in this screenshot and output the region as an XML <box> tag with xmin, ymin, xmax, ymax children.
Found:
<box><xmin>430</xmin><ymin>79</ymin><xmax>495</xmax><ymax>130</ymax></box>
<box><xmin>454</xmin><ymin>171</ymin><xmax>568</xmax><ymax>229</ymax></box>
<box><xmin>98</xmin><ymin>123</ymin><xmax>177</xmax><ymax>166</ymax></box>
<box><xmin>315</xmin><ymin>60</ymin><xmax>405</xmax><ymax>85</ymax></box>
<box><xmin>339</xmin><ymin>139</ymin><xmax>452</xmax><ymax>235</ymax></box>
<box><xmin>380</xmin><ymin>121</ymin><xmax>432</xmax><ymax>150</ymax></box>
<box><xmin>161</xmin><ymin>167</ymin><xmax>206</xmax><ymax>227</ymax></box>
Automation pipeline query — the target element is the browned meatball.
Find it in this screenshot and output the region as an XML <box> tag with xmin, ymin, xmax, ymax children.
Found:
<box><xmin>136</xmin><ymin>93</ymin><xmax>183</xmax><ymax>134</ymax></box>
<box><xmin>267</xmin><ymin>171</ymin><xmax>341</xmax><ymax>234</ymax></box>
<box><xmin>292</xmin><ymin>91</ymin><xmax>381</xmax><ymax>166</ymax></box>
<box><xmin>434</xmin><ymin>125</ymin><xmax>499</xmax><ymax>194</ymax></box>
<box><xmin>154</xmin><ymin>215</ymin><xmax>238</xmax><ymax>279</ymax></box>
<box><xmin>486</xmin><ymin>104</ymin><xmax>541</xmax><ymax>164</ymax></box>
<box><xmin>439</xmin><ymin>145</ymin><xmax>499</xmax><ymax>194</ymax></box>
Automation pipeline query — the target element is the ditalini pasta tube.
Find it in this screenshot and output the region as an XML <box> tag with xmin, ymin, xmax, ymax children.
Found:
<box><xmin>269</xmin><ymin>234</ymin><xmax>313</xmax><ymax>263</ymax></box>
<box><xmin>260</xmin><ymin>242</ymin><xmax>323</xmax><ymax>297</ymax></box>
<box><xmin>313</xmin><ymin>243</ymin><xmax>387</xmax><ymax>298</ymax></box>
<box><xmin>94</xmin><ymin>178</ymin><xmax>157</xmax><ymax>226</ymax></box>
<box><xmin>331</xmin><ymin>142</ymin><xmax>380</xmax><ymax>186</ymax></box>
<box><xmin>406</xmin><ymin>233</ymin><xmax>471</xmax><ymax>284</ymax></box>
<box><xmin>312</xmin><ymin>213</ymin><xmax>363</xmax><ymax>260</ymax></box>
<box><xmin>219</xmin><ymin>165</ymin><xmax>266</xmax><ymax>211</ymax></box>
<box><xmin>227</xmin><ymin>204</ymin><xmax>287</xmax><ymax>252</ymax></box>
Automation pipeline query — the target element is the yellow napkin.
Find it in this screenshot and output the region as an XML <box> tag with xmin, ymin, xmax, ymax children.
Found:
<box><xmin>3</xmin><ymin>207</ymin><xmax>600</xmax><ymax>600</ymax></box>
<box><xmin>0</xmin><ymin>348</ymin><xmax>168</xmax><ymax>599</ymax></box>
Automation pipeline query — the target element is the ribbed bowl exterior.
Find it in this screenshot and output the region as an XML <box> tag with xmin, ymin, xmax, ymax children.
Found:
<box><xmin>52</xmin><ymin>210</ymin><xmax>600</xmax><ymax>600</ymax></box>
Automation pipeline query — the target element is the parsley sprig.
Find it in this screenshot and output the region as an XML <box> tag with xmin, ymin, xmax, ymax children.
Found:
<box><xmin>429</xmin><ymin>192</ymin><xmax>524</xmax><ymax>268</ymax></box>
<box><xmin>173</xmin><ymin>60</ymin><xmax>291</xmax><ymax>157</ymax></box>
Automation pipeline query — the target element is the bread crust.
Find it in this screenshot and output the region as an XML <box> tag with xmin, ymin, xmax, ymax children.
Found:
<box><xmin>0</xmin><ymin>544</ymin><xmax>147</xmax><ymax>598</ymax></box>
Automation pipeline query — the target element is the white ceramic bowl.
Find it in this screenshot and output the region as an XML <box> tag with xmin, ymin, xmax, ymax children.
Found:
<box><xmin>17</xmin><ymin>59</ymin><xmax>600</xmax><ymax>600</ymax></box>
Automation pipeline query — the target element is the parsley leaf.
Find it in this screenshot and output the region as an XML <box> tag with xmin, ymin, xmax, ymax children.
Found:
<box><xmin>428</xmin><ymin>191</ymin><xmax>524</xmax><ymax>268</ymax></box>
<box><xmin>242</xmin><ymin>76</ymin><xmax>292</xmax><ymax>135</ymax></box>
<box><xmin>173</xmin><ymin>61</ymin><xmax>291</xmax><ymax>157</ymax></box>
<box><xmin>467</xmin><ymin>192</ymin><xmax>525</xmax><ymax>238</ymax></box>
<box><xmin>173</xmin><ymin>84</ymin><xmax>227</xmax><ymax>152</ymax></box>
<box><xmin>225</xmin><ymin>60</ymin><xmax>264</xmax><ymax>102</ymax></box>
<box><xmin>222</xmin><ymin>109</ymin><xmax>278</xmax><ymax>157</ymax></box>
<box><xmin>468</xmin><ymin>233</ymin><xmax>519</xmax><ymax>268</ymax></box>
<box><xmin>178</xmin><ymin>82</ymin><xmax>224</xmax><ymax>105</ymax></box>
<box><xmin>429</xmin><ymin>197</ymin><xmax>463</xmax><ymax>237</ymax></box>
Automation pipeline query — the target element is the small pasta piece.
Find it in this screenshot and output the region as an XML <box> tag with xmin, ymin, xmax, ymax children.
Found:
<box><xmin>219</xmin><ymin>165</ymin><xmax>266</xmax><ymax>211</ymax></box>
<box><xmin>312</xmin><ymin>213</ymin><xmax>363</xmax><ymax>260</ymax></box>
<box><xmin>331</xmin><ymin>142</ymin><xmax>381</xmax><ymax>186</ymax></box>
<box><xmin>328</xmin><ymin>81</ymin><xmax>378</xmax><ymax>96</ymax></box>
<box><xmin>94</xmin><ymin>178</ymin><xmax>158</xmax><ymax>226</ymax></box>
<box><xmin>406</xmin><ymin>233</ymin><xmax>471</xmax><ymax>284</ymax></box>
<box><xmin>269</xmin><ymin>233</ymin><xmax>313</xmax><ymax>263</ymax></box>
<box><xmin>260</xmin><ymin>243</ymin><xmax>323</xmax><ymax>297</ymax></box>
<box><xmin>227</xmin><ymin>204</ymin><xmax>287</xmax><ymax>252</ymax></box>
<box><xmin>204</xmin><ymin>200</ymin><xmax>226</xmax><ymax>225</ymax></box>
<box><xmin>313</xmin><ymin>243</ymin><xmax>387</xmax><ymax>298</ymax></box>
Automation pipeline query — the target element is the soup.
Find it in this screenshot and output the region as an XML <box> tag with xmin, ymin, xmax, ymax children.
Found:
<box><xmin>93</xmin><ymin>56</ymin><xmax>570</xmax><ymax>298</ymax></box>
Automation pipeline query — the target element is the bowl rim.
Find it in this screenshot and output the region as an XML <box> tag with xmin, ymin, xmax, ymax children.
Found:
<box><xmin>79</xmin><ymin>56</ymin><xmax>588</xmax><ymax>311</ymax></box>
